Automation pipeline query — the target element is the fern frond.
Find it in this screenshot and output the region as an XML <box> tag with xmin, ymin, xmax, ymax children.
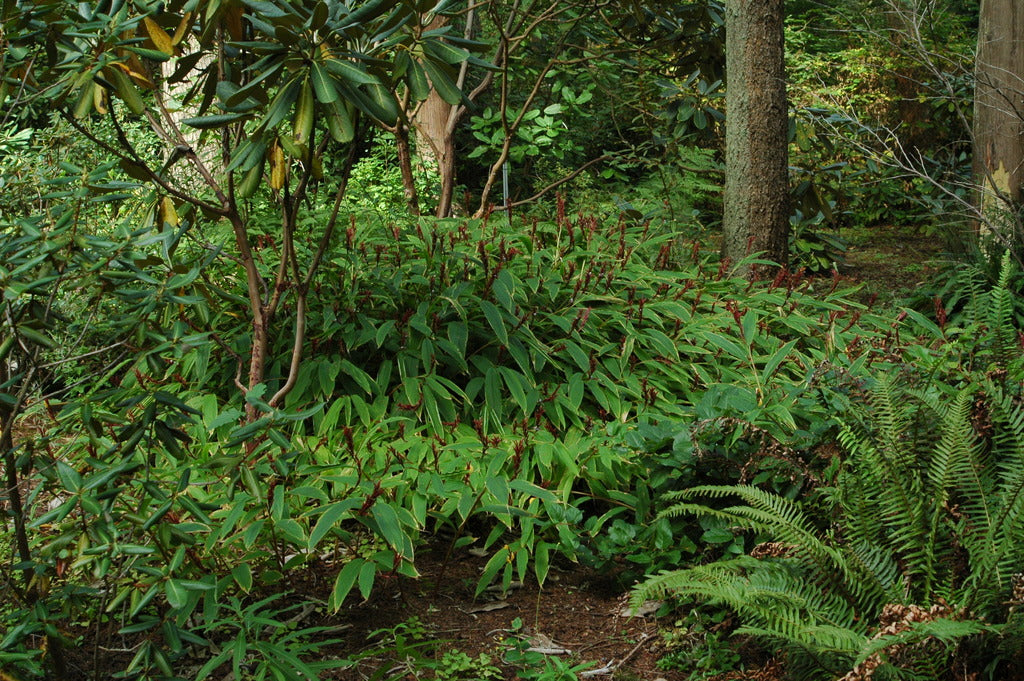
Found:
<box><xmin>659</xmin><ymin>485</ymin><xmax>876</xmax><ymax>603</ymax></box>
<box><xmin>988</xmin><ymin>250</ymin><xmax>1018</xmax><ymax>364</ymax></box>
<box><xmin>843</xmin><ymin>538</ymin><xmax>904</xmax><ymax>611</ymax></box>
<box><xmin>855</xmin><ymin>617</ymin><xmax>988</xmax><ymax>665</ymax></box>
<box><xmin>961</xmin><ymin>386</ymin><xmax>1024</xmax><ymax>613</ymax></box>
<box><xmin>634</xmin><ymin>557</ymin><xmax>866</xmax><ymax>657</ymax></box>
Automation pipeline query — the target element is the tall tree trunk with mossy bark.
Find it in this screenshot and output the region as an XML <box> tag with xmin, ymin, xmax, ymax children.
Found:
<box><xmin>722</xmin><ymin>0</ymin><xmax>790</xmax><ymax>276</ymax></box>
<box><xmin>974</xmin><ymin>0</ymin><xmax>1024</xmax><ymax>254</ymax></box>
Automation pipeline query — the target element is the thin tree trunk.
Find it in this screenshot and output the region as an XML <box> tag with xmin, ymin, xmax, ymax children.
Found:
<box><xmin>722</xmin><ymin>0</ymin><xmax>790</xmax><ymax>276</ymax></box>
<box><xmin>395</xmin><ymin>124</ymin><xmax>422</xmax><ymax>216</ymax></box>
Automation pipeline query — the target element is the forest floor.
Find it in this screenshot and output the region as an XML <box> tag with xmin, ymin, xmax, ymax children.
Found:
<box><xmin>56</xmin><ymin>224</ymin><xmax>950</xmax><ymax>681</ymax></box>
<box><xmin>838</xmin><ymin>222</ymin><xmax>948</xmax><ymax>302</ymax></box>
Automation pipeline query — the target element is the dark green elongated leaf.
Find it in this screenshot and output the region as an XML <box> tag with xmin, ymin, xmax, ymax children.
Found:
<box><xmin>480</xmin><ymin>300</ymin><xmax>508</xmax><ymax>346</ymax></box>
<box><xmin>421</xmin><ymin>58</ymin><xmax>461</xmax><ymax>105</ymax></box>
<box><xmin>225</xmin><ymin>416</ymin><xmax>272</xmax><ymax>447</ymax></box>
<box><xmin>106</xmin><ymin>66</ymin><xmax>145</xmax><ymax>114</ymax></box>
<box><xmin>142</xmin><ymin>499</ymin><xmax>174</xmax><ymax>531</ymax></box>
<box><xmin>226</xmin><ymin>138</ymin><xmax>267</xmax><ymax>172</ymax></box>
<box><xmin>118</xmin><ymin>618</ymin><xmax>161</xmax><ymax>635</ymax></box>
<box><xmin>17</xmin><ymin>326</ymin><xmax>55</xmax><ymax>348</ymax></box>
<box><xmin>486</xmin><ymin>473</ymin><xmax>509</xmax><ymax>503</ymax></box>
<box><xmin>741</xmin><ymin>310</ymin><xmax>758</xmax><ymax>342</ymax></box>
<box><xmin>475</xmin><ymin>504</ymin><xmax>534</xmax><ymax>518</ymax></box>
<box><xmin>324</xmin><ymin>58</ymin><xmax>378</xmax><ymax>85</ymax></box>
<box><xmin>327</xmin><ymin>98</ymin><xmax>355</xmax><ymax>142</ymax></box>
<box><xmin>509</xmin><ymin>479</ymin><xmax>558</xmax><ymax>503</ymax></box>
<box><xmin>644</xmin><ymin>328</ymin><xmax>679</xmax><ymax>360</ymax></box>
<box><xmin>476</xmin><ymin>547</ymin><xmax>509</xmax><ymax>595</ymax></box>
<box><xmin>761</xmin><ymin>338</ymin><xmax>799</xmax><ymax>382</ymax></box>
<box><xmin>358</xmin><ymin>559</ymin><xmax>376</xmax><ymax>600</ymax></box>
<box><xmin>181</xmin><ymin>112</ymin><xmax>250</xmax><ymax>129</ymax></box>
<box><xmin>275</xmin><ymin>518</ymin><xmax>306</xmax><ymax>545</ymax></box>
<box><xmin>567</xmin><ymin>373</ymin><xmax>584</xmax><ymax>410</ymax></box>
<box><xmin>125</xmin><ymin>46</ymin><xmax>172</xmax><ymax>62</ymax></box>
<box><xmin>534</xmin><ymin>540</ymin><xmax>551</xmax><ymax>586</ymax></box>
<box><xmin>360</xmin><ymin>82</ymin><xmax>400</xmax><ymax>124</ymax></box>
<box><xmin>242</xmin><ymin>0</ymin><xmax>288</xmax><ymax>18</ymax></box>
<box><xmin>699</xmin><ymin>331</ymin><xmax>748</xmax><ymax>362</ymax></box>
<box><xmin>500</xmin><ymin>367</ymin><xmax>528</xmax><ymax>414</ymax></box>
<box><xmin>423</xmin><ymin>39</ymin><xmax>470</xmax><ymax>64</ymax></box>
<box><xmin>261</xmin><ymin>77</ymin><xmax>302</xmax><ymax>130</ymax></box>
<box><xmin>406</xmin><ymin>61</ymin><xmax>431</xmax><ymax>101</ymax></box>
<box><xmin>339</xmin><ymin>359</ymin><xmax>373</xmax><ymax>394</ymax></box>
<box><xmin>484</xmin><ymin>367</ymin><xmax>502</xmax><ymax>419</ymax></box>
<box><xmin>341</xmin><ymin>0</ymin><xmax>394</xmax><ymax>28</ymax></box>
<box><xmin>422</xmin><ymin>379</ymin><xmax>444</xmax><ymax>433</ymax></box>
<box><xmin>457</xmin><ymin>489</ymin><xmax>477</xmax><ymax>521</ymax></box>
<box><xmin>562</xmin><ymin>339</ymin><xmax>590</xmax><ymax>372</ymax></box>
<box><xmin>492</xmin><ymin>270</ymin><xmax>516</xmax><ymax>312</ymax></box>
<box><xmin>448</xmin><ymin>321</ymin><xmax>468</xmax><ymax>356</ymax></box>
<box><xmin>308</xmin><ymin>499</ymin><xmax>361</xmax><ymax>550</ymax></box>
<box><xmin>375</xmin><ymin>319</ymin><xmax>396</xmax><ymax>347</ymax></box>
<box><xmin>164</xmin><ymin>579</ymin><xmax>188</xmax><ymax>610</ymax></box>
<box><xmin>371</xmin><ymin>503</ymin><xmax>408</xmax><ymax>557</ymax></box>
<box><xmin>56</xmin><ymin>461</ymin><xmax>82</xmax><ymax>492</ymax></box>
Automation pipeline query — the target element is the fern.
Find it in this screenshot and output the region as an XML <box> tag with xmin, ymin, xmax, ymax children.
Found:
<box><xmin>989</xmin><ymin>251</ymin><xmax>1019</xmax><ymax>365</ymax></box>
<box><xmin>635</xmin><ymin>377</ymin><xmax>1023</xmax><ymax>678</ymax></box>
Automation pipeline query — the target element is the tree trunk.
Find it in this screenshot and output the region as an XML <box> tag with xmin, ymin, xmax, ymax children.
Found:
<box><xmin>395</xmin><ymin>123</ymin><xmax>422</xmax><ymax>216</ymax></box>
<box><xmin>413</xmin><ymin>90</ymin><xmax>456</xmax><ymax>217</ymax></box>
<box><xmin>721</xmin><ymin>0</ymin><xmax>790</xmax><ymax>275</ymax></box>
<box><xmin>974</xmin><ymin>0</ymin><xmax>1024</xmax><ymax>247</ymax></box>
<box><xmin>413</xmin><ymin>15</ymin><xmax>459</xmax><ymax>217</ymax></box>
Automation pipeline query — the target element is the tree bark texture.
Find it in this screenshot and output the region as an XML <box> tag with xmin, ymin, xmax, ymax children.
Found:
<box><xmin>722</xmin><ymin>0</ymin><xmax>790</xmax><ymax>274</ymax></box>
<box><xmin>413</xmin><ymin>88</ymin><xmax>457</xmax><ymax>217</ymax></box>
<box><xmin>412</xmin><ymin>14</ymin><xmax>459</xmax><ymax>217</ymax></box>
<box><xmin>974</xmin><ymin>0</ymin><xmax>1024</xmax><ymax>242</ymax></box>
<box><xmin>394</xmin><ymin>123</ymin><xmax>422</xmax><ymax>216</ymax></box>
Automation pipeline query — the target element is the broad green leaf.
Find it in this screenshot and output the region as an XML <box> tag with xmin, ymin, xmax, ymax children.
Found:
<box><xmin>534</xmin><ymin>541</ymin><xmax>551</xmax><ymax>586</ymax></box>
<box><xmin>562</xmin><ymin>339</ymin><xmax>590</xmax><ymax>372</ymax></box>
<box><xmin>509</xmin><ymin>479</ymin><xmax>558</xmax><ymax>503</ymax></box>
<box><xmin>699</xmin><ymin>331</ymin><xmax>748</xmax><ymax>362</ymax></box>
<box><xmin>181</xmin><ymin>112</ymin><xmax>249</xmax><ymax>129</ymax></box>
<box><xmin>480</xmin><ymin>300</ymin><xmax>508</xmax><ymax>346</ymax></box>
<box><xmin>329</xmin><ymin>558</ymin><xmax>365</xmax><ymax>611</ymax></box>
<box><xmin>308</xmin><ymin>499</ymin><xmax>361</xmax><ymax>550</ymax></box>
<box><xmin>477</xmin><ymin>547</ymin><xmax>509</xmax><ymax>595</ymax></box>
<box><xmin>164</xmin><ymin>579</ymin><xmax>187</xmax><ymax>610</ymax></box>
<box><xmin>500</xmin><ymin>367</ymin><xmax>528</xmax><ymax>413</ymax></box>
<box><xmin>310</xmin><ymin>61</ymin><xmax>338</xmax><ymax>103</ymax></box>
<box><xmin>324</xmin><ymin>59</ymin><xmax>378</xmax><ymax>85</ymax></box>
<box><xmin>358</xmin><ymin>559</ymin><xmax>376</xmax><ymax>600</ymax></box>
<box><xmin>421</xmin><ymin>58</ymin><xmax>461</xmax><ymax>105</ymax></box>
<box><xmin>761</xmin><ymin>338</ymin><xmax>799</xmax><ymax>382</ymax></box>
<box><xmin>371</xmin><ymin>502</ymin><xmax>409</xmax><ymax>557</ymax></box>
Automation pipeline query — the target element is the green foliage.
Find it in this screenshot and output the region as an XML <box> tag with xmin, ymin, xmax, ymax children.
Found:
<box><xmin>656</xmin><ymin>607</ymin><xmax>741</xmax><ymax>679</ymax></box>
<box><xmin>3</xmin><ymin>4</ymin><xmax>1006</xmax><ymax>680</ymax></box>
<box><xmin>353</xmin><ymin>617</ymin><xmax>501</xmax><ymax>681</ymax></box>
<box><xmin>633</xmin><ymin>357</ymin><xmax>1024</xmax><ymax>679</ymax></box>
<box><xmin>784</xmin><ymin>1</ymin><xmax>977</xmax><ymax>239</ymax></box>
<box><xmin>789</xmin><ymin>209</ymin><xmax>849</xmax><ymax>273</ymax></box>
<box><xmin>0</xmin><ymin>189</ymin><xmax>891</xmax><ymax>678</ymax></box>
<box><xmin>906</xmin><ymin>250</ymin><xmax>1024</xmax><ymax>373</ymax></box>
<box><xmin>342</xmin><ymin>136</ymin><xmax>440</xmax><ymax>226</ymax></box>
<box><xmin>187</xmin><ymin>594</ymin><xmax>349</xmax><ymax>681</ymax></box>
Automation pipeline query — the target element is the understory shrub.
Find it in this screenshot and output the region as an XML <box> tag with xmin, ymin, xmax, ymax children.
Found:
<box><xmin>633</xmin><ymin>257</ymin><xmax>1024</xmax><ymax>680</ymax></box>
<box><xmin>3</xmin><ymin>196</ymin><xmax>895</xmax><ymax>678</ymax></box>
